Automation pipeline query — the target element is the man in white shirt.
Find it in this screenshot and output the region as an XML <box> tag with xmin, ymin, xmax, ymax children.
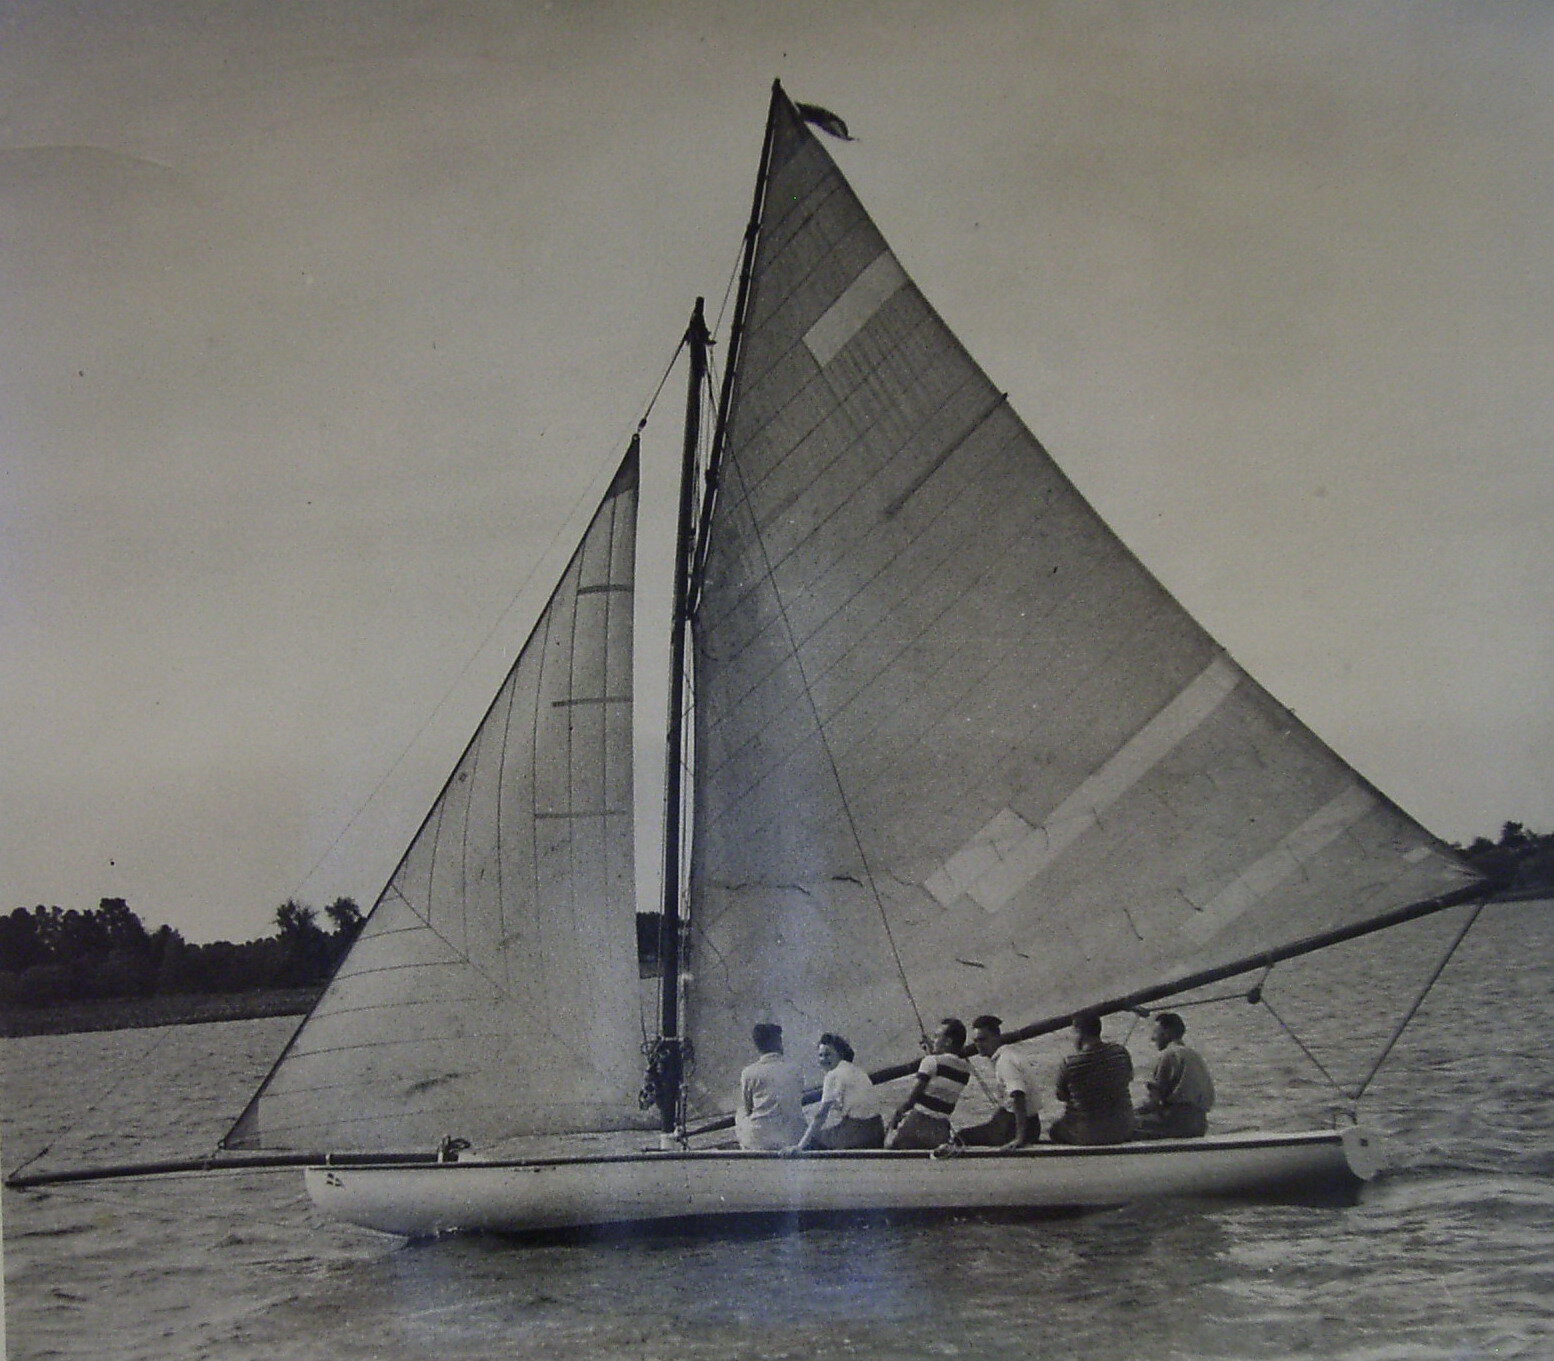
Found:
<box><xmin>735</xmin><ymin>1022</ymin><xmax>806</xmax><ymax>1150</ymax></box>
<box><xmin>947</xmin><ymin>1014</ymin><xmax>1041</xmax><ymax>1151</ymax></box>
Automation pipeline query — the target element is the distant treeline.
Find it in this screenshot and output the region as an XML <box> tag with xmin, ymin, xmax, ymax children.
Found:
<box><xmin>0</xmin><ymin>896</ymin><xmax>363</xmax><ymax>1010</ymax></box>
<box><xmin>1454</xmin><ymin>822</ymin><xmax>1554</xmax><ymax>896</ymax></box>
<box><xmin>2</xmin><ymin>822</ymin><xmax>1547</xmax><ymax>1013</ymax></box>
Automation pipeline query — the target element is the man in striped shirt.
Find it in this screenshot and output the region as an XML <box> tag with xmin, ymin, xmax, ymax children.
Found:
<box><xmin>884</xmin><ymin>1017</ymin><xmax>971</xmax><ymax>1149</ymax></box>
<box><xmin>1047</xmin><ymin>1012</ymin><xmax>1135</xmax><ymax>1145</ymax></box>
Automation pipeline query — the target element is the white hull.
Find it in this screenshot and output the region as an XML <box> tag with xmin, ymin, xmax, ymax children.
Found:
<box><xmin>304</xmin><ymin>1127</ymin><xmax>1383</xmax><ymax>1238</ymax></box>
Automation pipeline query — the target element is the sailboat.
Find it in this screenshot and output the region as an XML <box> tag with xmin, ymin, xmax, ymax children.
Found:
<box><xmin>9</xmin><ymin>83</ymin><xmax>1492</xmax><ymax>1238</ymax></box>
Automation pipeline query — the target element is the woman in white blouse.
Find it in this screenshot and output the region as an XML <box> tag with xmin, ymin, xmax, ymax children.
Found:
<box><xmin>787</xmin><ymin>1032</ymin><xmax>885</xmax><ymax>1151</ymax></box>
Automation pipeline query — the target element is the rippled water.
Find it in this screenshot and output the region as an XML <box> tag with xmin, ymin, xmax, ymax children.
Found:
<box><xmin>4</xmin><ymin>901</ymin><xmax>1552</xmax><ymax>1360</ymax></box>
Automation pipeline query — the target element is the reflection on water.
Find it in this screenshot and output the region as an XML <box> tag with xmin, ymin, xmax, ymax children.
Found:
<box><xmin>4</xmin><ymin>902</ymin><xmax>1552</xmax><ymax>1360</ymax></box>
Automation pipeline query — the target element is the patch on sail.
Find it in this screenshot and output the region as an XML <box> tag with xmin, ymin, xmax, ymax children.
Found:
<box><xmin>803</xmin><ymin>250</ymin><xmax>908</xmax><ymax>366</ymax></box>
<box><xmin>1180</xmin><ymin>784</ymin><xmax>1377</xmax><ymax>941</ymax></box>
<box><xmin>925</xmin><ymin>657</ymin><xmax>1241</xmax><ymax>912</ymax></box>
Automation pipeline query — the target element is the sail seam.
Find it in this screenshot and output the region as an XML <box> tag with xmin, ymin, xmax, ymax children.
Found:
<box><xmin>927</xmin><ymin>657</ymin><xmax>1241</xmax><ymax>912</ymax></box>
<box><xmin>739</xmin><ymin>210</ymin><xmax>893</xmax><ymax>407</ymax></box>
<box><xmin>812</xmin><ymin>435</ymin><xmax>1131</xmax><ymax>775</ymax></box>
<box><xmin>753</xmin><ymin>353</ymin><xmax>989</xmax><ymax>577</ymax></box>
<box><xmin>804</xmin><ymin>251</ymin><xmax>909</xmax><ymax>366</ymax></box>
<box><xmin>740</xmin><ymin>177</ymin><xmax>851</xmax><ymax>345</ymax></box>
<box><xmin>698</xmin><ymin>347</ymin><xmax>989</xmax><ymax>679</ymax></box>
<box><xmin>519</xmin><ymin>571</ymin><xmax>553</xmax><ymax>997</ymax></box>
<box><xmin>1181</xmin><ymin>784</ymin><xmax>1377</xmax><ymax>940</ymax></box>
<box><xmin>533</xmin><ymin>808</ymin><xmax>629</xmax><ymax>819</ymax></box>
<box><xmin>695</xmin><ymin>416</ymin><xmax>1125</xmax><ymax>810</ymax></box>
<box><xmin>269</xmin><ymin>1031</ymin><xmax>536</xmax><ymax>1059</ymax></box>
<box><xmin>329</xmin><ymin>960</ymin><xmax>488</xmax><ymax>979</ymax></box>
<box><xmin>229</xmin><ymin>452</ymin><xmax>644</xmax><ymax>1150</ymax></box>
<box><xmin>729</xmin><ymin>289</ymin><xmax>944</xmax><ymax>530</ymax></box>
<box><xmin>290</xmin><ymin>995</ymin><xmax>504</xmax><ymax>1018</ymax></box>
<box><xmin>882</xmin><ymin>392</ymin><xmax>1009</xmax><ymax>518</ymax></box>
<box><xmin>704</xmin><ymin>299</ymin><xmax>943</xmax><ymax>576</ymax></box>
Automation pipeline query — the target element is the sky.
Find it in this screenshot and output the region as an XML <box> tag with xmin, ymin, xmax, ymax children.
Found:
<box><xmin>3</xmin><ymin>1</ymin><xmax>1551</xmax><ymax>944</ymax></box>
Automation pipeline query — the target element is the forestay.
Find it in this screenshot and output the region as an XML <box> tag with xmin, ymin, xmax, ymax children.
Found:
<box><xmin>227</xmin><ymin>451</ymin><xmax>645</xmax><ymax>1152</ymax></box>
<box><xmin>682</xmin><ymin>92</ymin><xmax>1479</xmax><ymax>1124</ymax></box>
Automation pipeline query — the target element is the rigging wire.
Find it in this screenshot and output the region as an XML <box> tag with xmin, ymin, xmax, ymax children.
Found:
<box><xmin>718</xmin><ymin>456</ymin><xmax>930</xmax><ymax>1046</ymax></box>
<box><xmin>1256</xmin><ymin>992</ymin><xmax>1350</xmax><ymax>1100</ymax></box>
<box><xmin>1350</xmin><ymin>896</ymin><xmax>1486</xmax><ymax>1102</ymax></box>
<box><xmin>682</xmin><ymin>214</ymin><xmax>944</xmax><ymax>1047</ymax></box>
<box><xmin>4</xmin><ymin>1024</ymin><xmax>186</xmax><ymax>1183</ymax></box>
<box><xmin>1132</xmin><ymin>963</ymin><xmax>1278</xmax><ymax>1017</ymax></box>
<box><xmin>221</xmin><ymin>333</ymin><xmax>691</xmax><ymax>1158</ymax></box>
<box><xmin>1139</xmin><ymin>901</ymin><xmax>1490</xmax><ymax>1108</ymax></box>
<box><xmin>710</xmin><ymin>231</ymin><xmax>746</xmax><ymax>341</ymax></box>
<box><xmin>290</xmin><ymin>331</ymin><xmax>690</xmax><ymax>908</ymax></box>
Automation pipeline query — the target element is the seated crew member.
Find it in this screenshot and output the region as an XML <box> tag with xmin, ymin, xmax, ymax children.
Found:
<box><xmin>1047</xmin><ymin>1011</ymin><xmax>1135</xmax><ymax>1146</ymax></box>
<box><xmin>787</xmin><ymin>1032</ymin><xmax>885</xmax><ymax>1151</ymax></box>
<box><xmin>884</xmin><ymin>1018</ymin><xmax>971</xmax><ymax>1150</ymax></box>
<box><xmin>944</xmin><ymin>1013</ymin><xmax>1041</xmax><ymax>1151</ymax></box>
<box><xmin>1133</xmin><ymin>1011</ymin><xmax>1215</xmax><ymax>1139</ymax></box>
<box><xmin>736</xmin><ymin>1022</ymin><xmax>806</xmax><ymax>1151</ymax></box>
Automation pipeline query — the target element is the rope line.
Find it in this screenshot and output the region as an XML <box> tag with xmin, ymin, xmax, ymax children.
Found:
<box><xmin>711</xmin><ymin>232</ymin><xmax>746</xmax><ymax>340</ymax></box>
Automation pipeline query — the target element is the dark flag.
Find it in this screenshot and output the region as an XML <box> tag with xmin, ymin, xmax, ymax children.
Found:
<box><xmin>795</xmin><ymin>102</ymin><xmax>854</xmax><ymax>141</ymax></box>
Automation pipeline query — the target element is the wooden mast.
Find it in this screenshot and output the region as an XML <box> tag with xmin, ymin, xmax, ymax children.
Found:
<box><xmin>650</xmin><ymin>80</ymin><xmax>785</xmax><ymax>1137</ymax></box>
<box><xmin>650</xmin><ymin>298</ymin><xmax>709</xmax><ymax>1135</ymax></box>
<box><xmin>688</xmin><ymin>77</ymin><xmax>785</xmax><ymax>611</ymax></box>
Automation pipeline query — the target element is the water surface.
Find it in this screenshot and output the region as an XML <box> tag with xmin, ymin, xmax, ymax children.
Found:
<box><xmin>4</xmin><ymin>902</ymin><xmax>1551</xmax><ymax>1359</ymax></box>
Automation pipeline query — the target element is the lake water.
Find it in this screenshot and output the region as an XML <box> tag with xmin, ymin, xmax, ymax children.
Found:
<box><xmin>4</xmin><ymin>901</ymin><xmax>1552</xmax><ymax>1360</ymax></box>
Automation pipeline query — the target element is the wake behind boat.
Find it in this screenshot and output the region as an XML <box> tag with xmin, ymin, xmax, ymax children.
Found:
<box><xmin>8</xmin><ymin>83</ymin><xmax>1493</xmax><ymax>1237</ymax></box>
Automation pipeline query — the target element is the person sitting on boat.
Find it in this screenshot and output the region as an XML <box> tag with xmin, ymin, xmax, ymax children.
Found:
<box><xmin>884</xmin><ymin>1017</ymin><xmax>972</xmax><ymax>1150</ymax></box>
<box><xmin>786</xmin><ymin>1032</ymin><xmax>885</xmax><ymax>1152</ymax></box>
<box><xmin>1133</xmin><ymin>1011</ymin><xmax>1215</xmax><ymax>1139</ymax></box>
<box><xmin>736</xmin><ymin>1022</ymin><xmax>807</xmax><ymax>1151</ymax></box>
<box><xmin>1047</xmin><ymin>1011</ymin><xmax>1135</xmax><ymax>1145</ymax></box>
<box><xmin>940</xmin><ymin>1014</ymin><xmax>1041</xmax><ymax>1151</ymax></box>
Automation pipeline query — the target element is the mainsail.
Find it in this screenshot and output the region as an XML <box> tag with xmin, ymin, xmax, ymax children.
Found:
<box><xmin>228</xmin><ymin>449</ymin><xmax>644</xmax><ymax>1152</ymax></box>
<box><xmin>681</xmin><ymin>88</ymin><xmax>1480</xmax><ymax>1123</ymax></box>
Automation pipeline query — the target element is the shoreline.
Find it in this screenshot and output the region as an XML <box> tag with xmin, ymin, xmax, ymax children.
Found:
<box><xmin>0</xmin><ymin>987</ymin><xmax>323</xmax><ymax>1038</ymax></box>
<box><xmin>2</xmin><ymin>894</ymin><xmax>1544</xmax><ymax>1041</ymax></box>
